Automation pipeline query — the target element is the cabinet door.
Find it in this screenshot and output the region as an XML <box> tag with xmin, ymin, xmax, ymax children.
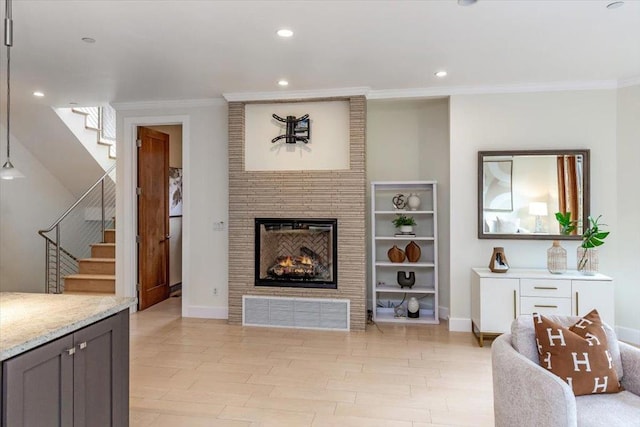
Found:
<box><xmin>480</xmin><ymin>278</ymin><xmax>519</xmax><ymax>333</ymax></box>
<box><xmin>572</xmin><ymin>280</ymin><xmax>614</xmax><ymax>326</ymax></box>
<box><xmin>2</xmin><ymin>335</ymin><xmax>74</xmax><ymax>427</ymax></box>
<box><xmin>73</xmin><ymin>310</ymin><xmax>129</xmax><ymax>427</ymax></box>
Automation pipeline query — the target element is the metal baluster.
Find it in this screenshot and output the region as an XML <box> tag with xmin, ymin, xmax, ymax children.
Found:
<box><xmin>45</xmin><ymin>239</ymin><xmax>50</xmax><ymax>293</ymax></box>
<box><xmin>55</xmin><ymin>224</ymin><xmax>61</xmax><ymax>293</ymax></box>
<box><xmin>101</xmin><ymin>179</ymin><xmax>105</xmax><ymax>242</ymax></box>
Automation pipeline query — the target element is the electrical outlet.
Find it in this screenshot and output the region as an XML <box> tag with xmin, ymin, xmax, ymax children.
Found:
<box><xmin>213</xmin><ymin>288</ymin><xmax>218</xmax><ymax>296</ymax></box>
<box><xmin>213</xmin><ymin>221</ymin><xmax>225</xmax><ymax>231</ymax></box>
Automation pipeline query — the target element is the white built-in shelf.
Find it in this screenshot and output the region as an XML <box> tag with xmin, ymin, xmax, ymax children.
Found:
<box><xmin>374</xmin><ymin>210</ymin><xmax>435</xmax><ymax>215</ymax></box>
<box><xmin>375</xmin><ymin>308</ymin><xmax>438</xmax><ymax>324</ymax></box>
<box><xmin>375</xmin><ymin>237</ymin><xmax>435</xmax><ymax>241</ymax></box>
<box><xmin>371</xmin><ymin>181</ymin><xmax>439</xmax><ymax>325</ymax></box>
<box><xmin>375</xmin><ymin>262</ymin><xmax>435</xmax><ymax>267</ymax></box>
<box><xmin>376</xmin><ymin>284</ymin><xmax>436</xmax><ymax>294</ymax></box>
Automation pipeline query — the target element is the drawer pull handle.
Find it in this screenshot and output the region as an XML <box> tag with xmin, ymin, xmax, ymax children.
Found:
<box><xmin>66</xmin><ymin>348</ymin><xmax>76</xmax><ymax>356</ymax></box>
<box><xmin>534</xmin><ymin>286</ymin><xmax>558</xmax><ymax>290</ymax></box>
<box><xmin>79</xmin><ymin>342</ymin><xmax>87</xmax><ymax>350</ymax></box>
<box><xmin>534</xmin><ymin>304</ymin><xmax>558</xmax><ymax>308</ymax></box>
<box><xmin>575</xmin><ymin>292</ymin><xmax>579</xmax><ymax>316</ymax></box>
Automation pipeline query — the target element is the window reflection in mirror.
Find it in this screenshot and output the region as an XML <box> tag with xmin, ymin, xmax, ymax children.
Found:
<box><xmin>478</xmin><ymin>150</ymin><xmax>589</xmax><ymax>240</ymax></box>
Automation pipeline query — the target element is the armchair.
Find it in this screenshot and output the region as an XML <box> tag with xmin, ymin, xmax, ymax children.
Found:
<box><xmin>492</xmin><ymin>314</ymin><xmax>640</xmax><ymax>427</ymax></box>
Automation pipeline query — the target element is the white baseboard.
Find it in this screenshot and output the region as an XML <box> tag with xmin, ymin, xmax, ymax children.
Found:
<box><xmin>183</xmin><ymin>305</ymin><xmax>228</xmax><ymax>319</ymax></box>
<box><xmin>616</xmin><ymin>325</ymin><xmax>640</xmax><ymax>345</ymax></box>
<box><xmin>438</xmin><ymin>306</ymin><xmax>450</xmax><ymax>320</ymax></box>
<box><xmin>449</xmin><ymin>317</ymin><xmax>471</xmax><ymax>332</ymax></box>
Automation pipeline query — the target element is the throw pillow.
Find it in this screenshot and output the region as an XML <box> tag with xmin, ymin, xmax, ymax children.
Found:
<box><xmin>533</xmin><ymin>309</ymin><xmax>622</xmax><ymax>396</ymax></box>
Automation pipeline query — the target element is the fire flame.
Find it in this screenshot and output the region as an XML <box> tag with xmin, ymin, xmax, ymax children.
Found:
<box><xmin>300</xmin><ymin>256</ymin><xmax>312</xmax><ymax>265</ymax></box>
<box><xmin>279</xmin><ymin>256</ymin><xmax>294</xmax><ymax>267</ymax></box>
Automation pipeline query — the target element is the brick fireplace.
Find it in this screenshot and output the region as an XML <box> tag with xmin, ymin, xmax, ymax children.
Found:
<box><xmin>227</xmin><ymin>96</ymin><xmax>367</xmax><ymax>330</ymax></box>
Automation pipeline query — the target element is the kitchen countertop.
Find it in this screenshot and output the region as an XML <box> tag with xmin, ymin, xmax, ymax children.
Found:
<box><xmin>0</xmin><ymin>292</ymin><xmax>136</xmax><ymax>361</ymax></box>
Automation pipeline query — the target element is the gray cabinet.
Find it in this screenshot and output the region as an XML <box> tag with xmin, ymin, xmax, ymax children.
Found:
<box><xmin>2</xmin><ymin>309</ymin><xmax>129</xmax><ymax>427</ymax></box>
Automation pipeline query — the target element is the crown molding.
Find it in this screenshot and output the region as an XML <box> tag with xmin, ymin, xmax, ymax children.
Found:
<box><xmin>618</xmin><ymin>76</ymin><xmax>640</xmax><ymax>88</ymax></box>
<box><xmin>367</xmin><ymin>80</ymin><xmax>619</xmax><ymax>100</ymax></box>
<box><xmin>111</xmin><ymin>98</ymin><xmax>226</xmax><ymax>111</ymax></box>
<box><xmin>223</xmin><ymin>87</ymin><xmax>370</xmax><ymax>102</ymax></box>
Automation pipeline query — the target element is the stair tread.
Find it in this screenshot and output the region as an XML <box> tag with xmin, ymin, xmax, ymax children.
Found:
<box><xmin>105</xmin><ymin>229</ymin><xmax>116</xmax><ymax>232</ymax></box>
<box><xmin>78</xmin><ymin>258</ymin><xmax>115</xmax><ymax>262</ymax></box>
<box><xmin>91</xmin><ymin>243</ymin><xmax>115</xmax><ymax>247</ymax></box>
<box><xmin>65</xmin><ymin>274</ymin><xmax>115</xmax><ymax>280</ymax></box>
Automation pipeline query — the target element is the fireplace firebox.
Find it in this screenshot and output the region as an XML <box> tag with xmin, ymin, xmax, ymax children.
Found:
<box><xmin>255</xmin><ymin>218</ymin><xmax>337</xmax><ymax>289</ymax></box>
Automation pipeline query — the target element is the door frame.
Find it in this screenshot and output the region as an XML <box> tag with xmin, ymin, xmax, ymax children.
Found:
<box><xmin>117</xmin><ymin>115</ymin><xmax>190</xmax><ymax>314</ymax></box>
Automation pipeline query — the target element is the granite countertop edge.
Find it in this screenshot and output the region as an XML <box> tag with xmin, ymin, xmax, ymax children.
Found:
<box><xmin>1</xmin><ymin>297</ymin><xmax>136</xmax><ymax>361</ymax></box>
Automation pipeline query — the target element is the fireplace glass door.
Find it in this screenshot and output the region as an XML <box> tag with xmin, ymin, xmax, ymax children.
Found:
<box><xmin>255</xmin><ymin>218</ymin><xmax>337</xmax><ymax>289</ymax></box>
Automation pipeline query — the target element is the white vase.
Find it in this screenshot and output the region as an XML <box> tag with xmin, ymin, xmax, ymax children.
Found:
<box><xmin>399</xmin><ymin>225</ymin><xmax>413</xmax><ymax>234</ymax></box>
<box><xmin>407</xmin><ymin>193</ymin><xmax>421</xmax><ymax>211</ymax></box>
<box><xmin>407</xmin><ymin>297</ymin><xmax>420</xmax><ymax>318</ymax></box>
<box><xmin>547</xmin><ymin>241</ymin><xmax>567</xmax><ymax>274</ymax></box>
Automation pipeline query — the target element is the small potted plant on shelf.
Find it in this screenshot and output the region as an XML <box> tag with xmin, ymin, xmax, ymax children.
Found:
<box><xmin>393</xmin><ymin>214</ymin><xmax>417</xmax><ymax>234</ymax></box>
<box><xmin>578</xmin><ymin>215</ymin><xmax>609</xmax><ymax>275</ymax></box>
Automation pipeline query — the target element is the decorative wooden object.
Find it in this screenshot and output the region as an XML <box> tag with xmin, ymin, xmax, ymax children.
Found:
<box><xmin>489</xmin><ymin>247</ymin><xmax>509</xmax><ymax>273</ymax></box>
<box><xmin>387</xmin><ymin>245</ymin><xmax>406</xmax><ymax>263</ymax></box>
<box><xmin>405</xmin><ymin>241</ymin><xmax>421</xmax><ymax>263</ymax></box>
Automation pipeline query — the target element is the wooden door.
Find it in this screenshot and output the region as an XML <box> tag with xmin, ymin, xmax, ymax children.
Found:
<box><xmin>137</xmin><ymin>127</ymin><xmax>170</xmax><ymax>310</ymax></box>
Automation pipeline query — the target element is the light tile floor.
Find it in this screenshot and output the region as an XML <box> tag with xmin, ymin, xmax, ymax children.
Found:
<box><xmin>130</xmin><ymin>298</ymin><xmax>494</xmax><ymax>426</ymax></box>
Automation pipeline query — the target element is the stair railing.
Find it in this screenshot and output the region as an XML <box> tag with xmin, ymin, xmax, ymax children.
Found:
<box><xmin>38</xmin><ymin>164</ymin><xmax>116</xmax><ymax>294</ymax></box>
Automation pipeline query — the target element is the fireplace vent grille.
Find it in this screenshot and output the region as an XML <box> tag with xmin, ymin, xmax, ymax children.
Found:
<box><xmin>242</xmin><ymin>296</ymin><xmax>349</xmax><ymax>331</ymax></box>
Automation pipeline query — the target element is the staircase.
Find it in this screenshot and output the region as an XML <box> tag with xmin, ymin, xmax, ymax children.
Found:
<box><xmin>39</xmin><ymin>165</ymin><xmax>116</xmax><ymax>295</ymax></box>
<box><xmin>63</xmin><ymin>228</ymin><xmax>116</xmax><ymax>294</ymax></box>
<box><xmin>71</xmin><ymin>106</ymin><xmax>117</xmax><ymax>159</ymax></box>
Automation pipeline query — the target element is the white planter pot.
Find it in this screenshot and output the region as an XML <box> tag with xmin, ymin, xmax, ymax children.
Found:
<box><xmin>399</xmin><ymin>225</ymin><xmax>413</xmax><ymax>234</ymax></box>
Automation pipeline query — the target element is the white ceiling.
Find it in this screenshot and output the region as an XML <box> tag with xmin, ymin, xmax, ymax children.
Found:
<box><xmin>4</xmin><ymin>0</ymin><xmax>640</xmax><ymax>108</ymax></box>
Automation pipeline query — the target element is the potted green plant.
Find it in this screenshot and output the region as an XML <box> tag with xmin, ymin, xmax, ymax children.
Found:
<box><xmin>392</xmin><ymin>214</ymin><xmax>417</xmax><ymax>234</ymax></box>
<box><xmin>577</xmin><ymin>215</ymin><xmax>609</xmax><ymax>275</ymax></box>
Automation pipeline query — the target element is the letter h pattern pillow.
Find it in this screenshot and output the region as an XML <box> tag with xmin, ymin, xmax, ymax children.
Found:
<box><xmin>533</xmin><ymin>309</ymin><xmax>622</xmax><ymax>396</ymax></box>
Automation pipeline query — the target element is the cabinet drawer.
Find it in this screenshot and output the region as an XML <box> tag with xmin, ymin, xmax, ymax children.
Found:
<box><xmin>520</xmin><ymin>279</ymin><xmax>571</xmax><ymax>298</ymax></box>
<box><xmin>521</xmin><ymin>296</ymin><xmax>572</xmax><ymax>316</ymax></box>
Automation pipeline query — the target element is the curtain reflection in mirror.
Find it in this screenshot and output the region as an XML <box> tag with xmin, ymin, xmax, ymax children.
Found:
<box><xmin>556</xmin><ymin>155</ymin><xmax>583</xmax><ymax>235</ymax></box>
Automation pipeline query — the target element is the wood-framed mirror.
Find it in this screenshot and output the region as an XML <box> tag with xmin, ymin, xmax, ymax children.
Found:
<box><xmin>478</xmin><ymin>149</ymin><xmax>590</xmax><ymax>240</ymax></box>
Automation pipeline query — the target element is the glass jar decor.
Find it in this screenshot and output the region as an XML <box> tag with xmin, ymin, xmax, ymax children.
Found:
<box><xmin>547</xmin><ymin>240</ymin><xmax>567</xmax><ymax>274</ymax></box>
<box><xmin>577</xmin><ymin>247</ymin><xmax>599</xmax><ymax>275</ymax></box>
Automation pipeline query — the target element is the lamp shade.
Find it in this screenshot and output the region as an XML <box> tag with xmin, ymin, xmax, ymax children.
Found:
<box><xmin>529</xmin><ymin>202</ymin><xmax>548</xmax><ymax>216</ymax></box>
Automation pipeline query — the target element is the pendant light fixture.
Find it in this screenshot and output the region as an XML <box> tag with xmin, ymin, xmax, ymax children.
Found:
<box><xmin>1</xmin><ymin>0</ymin><xmax>24</xmax><ymax>180</ymax></box>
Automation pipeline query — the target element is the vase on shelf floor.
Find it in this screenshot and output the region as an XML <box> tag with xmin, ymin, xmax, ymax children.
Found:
<box><xmin>388</xmin><ymin>245</ymin><xmax>406</xmax><ymax>263</ymax></box>
<box><xmin>577</xmin><ymin>247</ymin><xmax>599</xmax><ymax>275</ymax></box>
<box><xmin>547</xmin><ymin>240</ymin><xmax>567</xmax><ymax>274</ymax></box>
<box><xmin>489</xmin><ymin>247</ymin><xmax>509</xmax><ymax>273</ymax></box>
<box><xmin>407</xmin><ymin>193</ymin><xmax>421</xmax><ymax>211</ymax></box>
<box><xmin>397</xmin><ymin>271</ymin><xmax>415</xmax><ymax>288</ymax></box>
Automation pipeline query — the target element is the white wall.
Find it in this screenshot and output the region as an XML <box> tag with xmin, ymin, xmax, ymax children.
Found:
<box><xmin>449</xmin><ymin>90</ymin><xmax>618</xmax><ymax>331</ymax></box>
<box><xmin>0</xmin><ymin>132</ymin><xmax>77</xmax><ymax>293</ymax></box>
<box><xmin>615</xmin><ymin>84</ymin><xmax>640</xmax><ymax>341</ymax></box>
<box><xmin>367</xmin><ymin>98</ymin><xmax>450</xmax><ymax>316</ymax></box>
<box><xmin>115</xmin><ymin>101</ymin><xmax>228</xmax><ymax>317</ymax></box>
<box><xmin>245</xmin><ymin>101</ymin><xmax>350</xmax><ymax>171</ymax></box>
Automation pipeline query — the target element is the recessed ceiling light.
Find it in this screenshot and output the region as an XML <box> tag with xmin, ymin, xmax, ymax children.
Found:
<box><xmin>33</xmin><ymin>91</ymin><xmax>45</xmax><ymax>97</ymax></box>
<box><xmin>69</xmin><ymin>102</ymin><xmax>78</xmax><ymax>105</ymax></box>
<box><xmin>278</xmin><ymin>80</ymin><xmax>289</xmax><ymax>87</ymax></box>
<box><xmin>277</xmin><ymin>29</ymin><xmax>293</xmax><ymax>38</ymax></box>
<box><xmin>458</xmin><ymin>0</ymin><xmax>478</xmax><ymax>6</ymax></box>
<box><xmin>435</xmin><ymin>70</ymin><xmax>448</xmax><ymax>78</ymax></box>
<box><xmin>606</xmin><ymin>1</ymin><xmax>624</xmax><ymax>9</ymax></box>
<box><xmin>81</xmin><ymin>37</ymin><xmax>96</xmax><ymax>43</ymax></box>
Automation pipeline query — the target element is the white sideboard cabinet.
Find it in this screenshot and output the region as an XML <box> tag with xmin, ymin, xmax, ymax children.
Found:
<box><xmin>471</xmin><ymin>268</ymin><xmax>614</xmax><ymax>346</ymax></box>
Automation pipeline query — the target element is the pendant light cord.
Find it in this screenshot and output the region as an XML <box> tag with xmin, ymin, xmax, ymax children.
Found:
<box><xmin>4</xmin><ymin>0</ymin><xmax>12</xmax><ymax>161</ymax></box>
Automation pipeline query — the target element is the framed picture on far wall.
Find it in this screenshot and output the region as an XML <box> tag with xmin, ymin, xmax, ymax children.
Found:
<box><xmin>169</xmin><ymin>167</ymin><xmax>183</xmax><ymax>217</ymax></box>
